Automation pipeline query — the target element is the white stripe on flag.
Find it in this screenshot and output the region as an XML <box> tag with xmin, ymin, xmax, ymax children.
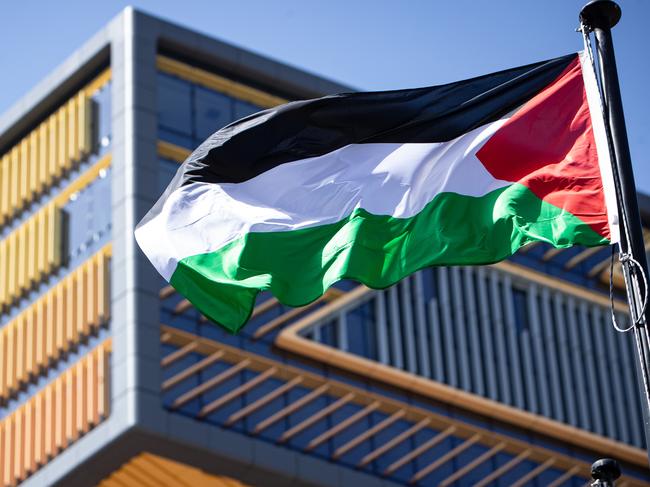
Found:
<box><xmin>136</xmin><ymin>119</ymin><xmax>510</xmax><ymax>280</ymax></box>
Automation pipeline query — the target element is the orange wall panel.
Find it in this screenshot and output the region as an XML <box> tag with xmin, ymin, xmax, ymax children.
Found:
<box><xmin>0</xmin><ymin>342</ymin><xmax>111</xmax><ymax>487</ymax></box>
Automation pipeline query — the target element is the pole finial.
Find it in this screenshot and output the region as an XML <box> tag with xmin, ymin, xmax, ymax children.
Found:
<box><xmin>591</xmin><ymin>458</ymin><xmax>622</xmax><ymax>483</ymax></box>
<box><xmin>580</xmin><ymin>0</ymin><xmax>621</xmax><ymax>31</ymax></box>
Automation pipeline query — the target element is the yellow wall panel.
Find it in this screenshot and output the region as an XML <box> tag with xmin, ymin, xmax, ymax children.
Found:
<box><xmin>0</xmin><ymin>201</ymin><xmax>65</xmax><ymax>310</ymax></box>
<box><xmin>37</xmin><ymin>202</ymin><xmax>47</xmax><ymax>280</ymax></box>
<box><xmin>83</xmin><ymin>68</ymin><xmax>111</xmax><ymax>97</ymax></box>
<box><xmin>0</xmin><ymin>93</ymin><xmax>95</xmax><ymax>227</ymax></box>
<box><xmin>10</xmin><ymin>147</ymin><xmax>19</xmax><ymax>211</ymax></box>
<box><xmin>0</xmin><ymin>238</ymin><xmax>7</xmax><ymax>306</ymax></box>
<box><xmin>7</xmin><ymin>232</ymin><xmax>17</xmax><ymax>302</ymax></box>
<box><xmin>48</xmin><ymin>115</ymin><xmax>59</xmax><ymax>180</ymax></box>
<box><xmin>16</xmin><ymin>224</ymin><xmax>27</xmax><ymax>291</ymax></box>
<box><xmin>39</xmin><ymin>122</ymin><xmax>49</xmax><ymax>190</ymax></box>
<box><xmin>44</xmin><ymin>204</ymin><xmax>53</xmax><ymax>276</ymax></box>
<box><xmin>29</xmin><ymin>131</ymin><xmax>39</xmax><ymax>195</ymax></box>
<box><xmin>57</xmin><ymin>107</ymin><xmax>67</xmax><ymax>174</ymax></box>
<box><xmin>27</xmin><ymin>216</ymin><xmax>36</xmax><ymax>285</ymax></box>
<box><xmin>0</xmin><ymin>155</ymin><xmax>9</xmax><ymax>225</ymax></box>
<box><xmin>67</xmin><ymin>98</ymin><xmax>78</xmax><ymax>164</ymax></box>
<box><xmin>20</xmin><ymin>139</ymin><xmax>30</xmax><ymax>207</ymax></box>
<box><xmin>49</xmin><ymin>203</ymin><xmax>62</xmax><ymax>272</ymax></box>
<box><xmin>78</xmin><ymin>93</ymin><xmax>92</xmax><ymax>157</ymax></box>
<box><xmin>0</xmin><ymin>245</ymin><xmax>111</xmax><ymax>402</ymax></box>
<box><xmin>0</xmin><ymin>68</ymin><xmax>107</xmax><ymax>229</ymax></box>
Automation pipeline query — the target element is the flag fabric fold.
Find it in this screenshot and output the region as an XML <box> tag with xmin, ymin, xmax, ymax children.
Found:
<box><xmin>136</xmin><ymin>51</ymin><xmax>618</xmax><ymax>332</ymax></box>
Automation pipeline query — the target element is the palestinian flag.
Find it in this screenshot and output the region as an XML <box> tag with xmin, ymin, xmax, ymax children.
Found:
<box><xmin>136</xmin><ymin>51</ymin><xmax>618</xmax><ymax>332</ymax></box>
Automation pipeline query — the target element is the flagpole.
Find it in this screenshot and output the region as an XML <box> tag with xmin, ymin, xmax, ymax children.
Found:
<box><xmin>579</xmin><ymin>0</ymin><xmax>650</xmax><ymax>464</ymax></box>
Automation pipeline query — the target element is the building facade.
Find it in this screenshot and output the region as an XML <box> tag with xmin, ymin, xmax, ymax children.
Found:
<box><xmin>1</xmin><ymin>8</ymin><xmax>649</xmax><ymax>486</ymax></box>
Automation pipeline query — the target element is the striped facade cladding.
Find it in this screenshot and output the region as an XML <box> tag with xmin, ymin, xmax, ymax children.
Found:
<box><xmin>285</xmin><ymin>266</ymin><xmax>645</xmax><ymax>448</ymax></box>
<box><xmin>0</xmin><ymin>203</ymin><xmax>62</xmax><ymax>310</ymax></box>
<box><xmin>0</xmin><ymin>55</ymin><xmax>113</xmax><ymax>487</ymax></box>
<box><xmin>0</xmin><ymin>69</ymin><xmax>109</xmax><ymax>229</ymax></box>
<box><xmin>0</xmin><ymin>246</ymin><xmax>110</xmax><ymax>403</ymax></box>
<box><xmin>0</xmin><ymin>88</ymin><xmax>112</xmax><ymax>315</ymax></box>
<box><xmin>98</xmin><ymin>453</ymin><xmax>251</xmax><ymax>487</ymax></box>
<box><xmin>0</xmin><ymin>341</ymin><xmax>111</xmax><ymax>487</ymax></box>
<box><xmin>159</xmin><ymin>325</ymin><xmax>649</xmax><ymax>486</ymax></box>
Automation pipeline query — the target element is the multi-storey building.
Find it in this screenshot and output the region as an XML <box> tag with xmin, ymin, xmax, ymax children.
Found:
<box><xmin>1</xmin><ymin>7</ymin><xmax>649</xmax><ymax>486</ymax></box>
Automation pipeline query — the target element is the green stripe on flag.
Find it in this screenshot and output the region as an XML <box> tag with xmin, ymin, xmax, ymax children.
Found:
<box><xmin>170</xmin><ymin>183</ymin><xmax>608</xmax><ymax>332</ymax></box>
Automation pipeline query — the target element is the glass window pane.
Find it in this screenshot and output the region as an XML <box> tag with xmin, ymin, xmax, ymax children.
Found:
<box><xmin>158</xmin><ymin>73</ymin><xmax>192</xmax><ymax>136</ymax></box>
<box><xmin>194</xmin><ymin>86</ymin><xmax>233</xmax><ymax>140</ymax></box>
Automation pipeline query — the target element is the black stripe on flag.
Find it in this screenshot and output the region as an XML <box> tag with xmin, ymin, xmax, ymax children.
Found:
<box><xmin>175</xmin><ymin>53</ymin><xmax>577</xmax><ymax>187</ymax></box>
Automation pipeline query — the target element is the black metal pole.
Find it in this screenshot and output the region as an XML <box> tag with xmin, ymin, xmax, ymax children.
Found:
<box><xmin>580</xmin><ymin>0</ymin><xmax>650</xmax><ymax>464</ymax></box>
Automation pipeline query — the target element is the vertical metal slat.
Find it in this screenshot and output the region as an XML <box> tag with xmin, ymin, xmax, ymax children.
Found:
<box><xmin>428</xmin><ymin>298</ymin><xmax>445</xmax><ymax>382</ymax></box>
<box><xmin>462</xmin><ymin>266</ymin><xmax>485</xmax><ymax>396</ymax></box>
<box><xmin>566</xmin><ymin>297</ymin><xmax>591</xmax><ymax>430</ymax></box>
<box><xmin>413</xmin><ymin>272</ymin><xmax>431</xmax><ymax>377</ymax></box>
<box><xmin>539</xmin><ymin>287</ymin><xmax>565</xmax><ymax>422</ymax></box>
<box><xmin>438</xmin><ymin>267</ymin><xmax>457</xmax><ymax>387</ymax></box>
<box><xmin>528</xmin><ymin>283</ymin><xmax>552</xmax><ymax>416</ymax></box>
<box><xmin>476</xmin><ymin>267</ymin><xmax>498</xmax><ymax>400</ymax></box>
<box><xmin>450</xmin><ymin>267</ymin><xmax>471</xmax><ymax>391</ymax></box>
<box><xmin>488</xmin><ymin>269</ymin><xmax>511</xmax><ymax>404</ymax></box>
<box><xmin>399</xmin><ymin>278</ymin><xmax>418</xmax><ymax>374</ymax></box>
<box><xmin>502</xmin><ymin>274</ymin><xmax>525</xmax><ymax>408</ymax></box>
<box><xmin>388</xmin><ymin>286</ymin><xmax>404</xmax><ymax>369</ymax></box>
<box><xmin>578</xmin><ymin>301</ymin><xmax>604</xmax><ymax>435</ymax></box>
<box><xmin>552</xmin><ymin>292</ymin><xmax>578</xmax><ymax>427</ymax></box>
<box><xmin>374</xmin><ymin>291</ymin><xmax>389</xmax><ymax>365</ymax></box>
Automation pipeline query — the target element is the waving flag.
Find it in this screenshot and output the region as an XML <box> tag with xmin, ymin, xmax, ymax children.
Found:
<box><xmin>136</xmin><ymin>51</ymin><xmax>618</xmax><ymax>332</ymax></box>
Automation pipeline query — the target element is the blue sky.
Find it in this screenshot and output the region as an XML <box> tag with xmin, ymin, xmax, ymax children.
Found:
<box><xmin>1</xmin><ymin>0</ymin><xmax>649</xmax><ymax>192</ymax></box>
